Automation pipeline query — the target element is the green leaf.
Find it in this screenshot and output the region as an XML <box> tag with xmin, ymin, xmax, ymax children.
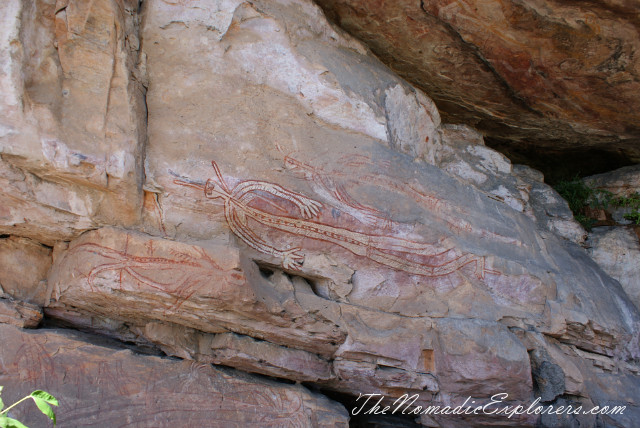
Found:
<box><xmin>0</xmin><ymin>416</ymin><xmax>28</xmax><ymax>428</ymax></box>
<box><xmin>31</xmin><ymin>398</ymin><xmax>55</xmax><ymax>426</ymax></box>
<box><xmin>0</xmin><ymin>395</ymin><xmax>4</xmax><ymax>412</ymax></box>
<box><xmin>29</xmin><ymin>391</ymin><xmax>57</xmax><ymax>407</ymax></box>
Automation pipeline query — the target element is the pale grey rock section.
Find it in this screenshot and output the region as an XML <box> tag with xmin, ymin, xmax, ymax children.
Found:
<box><xmin>508</xmin><ymin>163</ymin><xmax>587</xmax><ymax>244</ymax></box>
<box><xmin>583</xmin><ymin>165</ymin><xmax>640</xmax><ymax>312</ymax></box>
<box><xmin>587</xmin><ymin>227</ymin><xmax>640</xmax><ymax>311</ymax></box>
<box><xmin>436</xmin><ymin>125</ymin><xmax>586</xmax><ymax>244</ymax></box>
<box><xmin>518</xmin><ymin>176</ymin><xmax>587</xmax><ymax>245</ymax></box>
<box><xmin>585</xmin><ymin>164</ymin><xmax>640</xmax><ymax>197</ymax></box>
<box><xmin>436</xmin><ymin>125</ymin><xmax>519</xmax><ymax>209</ymax></box>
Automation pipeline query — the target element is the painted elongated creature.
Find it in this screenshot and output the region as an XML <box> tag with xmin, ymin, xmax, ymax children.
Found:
<box><xmin>175</xmin><ymin>161</ymin><xmax>497</xmax><ymax>279</ymax></box>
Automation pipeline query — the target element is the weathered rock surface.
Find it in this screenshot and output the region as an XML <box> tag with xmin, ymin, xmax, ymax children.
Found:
<box><xmin>0</xmin><ymin>0</ymin><xmax>639</xmax><ymax>426</ymax></box>
<box><xmin>587</xmin><ymin>227</ymin><xmax>640</xmax><ymax>311</ymax></box>
<box><xmin>314</xmin><ymin>0</ymin><xmax>640</xmax><ymax>177</ymax></box>
<box><xmin>513</xmin><ymin>164</ymin><xmax>587</xmax><ymax>244</ymax></box>
<box><xmin>0</xmin><ymin>324</ymin><xmax>349</xmax><ymax>427</ymax></box>
<box><xmin>517</xmin><ymin>330</ymin><xmax>640</xmax><ymax>428</ymax></box>
<box><xmin>583</xmin><ymin>165</ymin><xmax>640</xmax><ymax>311</ymax></box>
<box><xmin>0</xmin><ymin>0</ymin><xmax>146</xmax><ymax>245</ymax></box>
<box><xmin>0</xmin><ymin>297</ymin><xmax>42</xmax><ymax>328</ymax></box>
<box><xmin>0</xmin><ymin>235</ymin><xmax>51</xmax><ymax>304</ymax></box>
<box><xmin>585</xmin><ymin>164</ymin><xmax>640</xmax><ymax>198</ymax></box>
<box><xmin>437</xmin><ymin>125</ymin><xmax>587</xmax><ymax>244</ymax></box>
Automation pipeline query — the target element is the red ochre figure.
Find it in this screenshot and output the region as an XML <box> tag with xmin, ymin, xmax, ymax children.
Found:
<box><xmin>68</xmin><ymin>240</ymin><xmax>244</xmax><ymax>310</ymax></box>
<box><xmin>175</xmin><ymin>161</ymin><xmax>499</xmax><ymax>279</ymax></box>
<box><xmin>283</xmin><ymin>153</ymin><xmax>522</xmax><ymax>246</ymax></box>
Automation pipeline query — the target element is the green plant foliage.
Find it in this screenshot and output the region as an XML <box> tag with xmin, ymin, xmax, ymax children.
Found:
<box><xmin>611</xmin><ymin>192</ymin><xmax>640</xmax><ymax>225</ymax></box>
<box><xmin>624</xmin><ymin>212</ymin><xmax>640</xmax><ymax>225</ymax></box>
<box><xmin>553</xmin><ymin>178</ymin><xmax>611</xmax><ymax>230</ymax></box>
<box><xmin>0</xmin><ymin>387</ymin><xmax>58</xmax><ymax>428</ymax></box>
<box><xmin>554</xmin><ymin>179</ymin><xmax>640</xmax><ymax>229</ymax></box>
<box><xmin>554</xmin><ymin>178</ymin><xmax>595</xmax><ymax>214</ymax></box>
<box><xmin>0</xmin><ymin>417</ymin><xmax>28</xmax><ymax>428</ymax></box>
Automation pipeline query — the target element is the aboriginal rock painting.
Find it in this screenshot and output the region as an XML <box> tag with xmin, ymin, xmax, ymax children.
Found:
<box><xmin>283</xmin><ymin>153</ymin><xmax>522</xmax><ymax>246</ymax></box>
<box><xmin>178</xmin><ymin>364</ymin><xmax>307</xmax><ymax>427</ymax></box>
<box><xmin>67</xmin><ymin>238</ymin><xmax>245</xmax><ymax>309</ymax></box>
<box><xmin>12</xmin><ymin>337</ymin><xmax>55</xmax><ymax>388</ymax></box>
<box><xmin>174</xmin><ymin>161</ymin><xmax>500</xmax><ymax>279</ymax></box>
<box><xmin>3</xmin><ymin>338</ymin><xmax>309</xmax><ymax>427</ymax></box>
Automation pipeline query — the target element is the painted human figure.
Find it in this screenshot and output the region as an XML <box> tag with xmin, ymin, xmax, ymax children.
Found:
<box><xmin>175</xmin><ymin>161</ymin><xmax>496</xmax><ymax>279</ymax></box>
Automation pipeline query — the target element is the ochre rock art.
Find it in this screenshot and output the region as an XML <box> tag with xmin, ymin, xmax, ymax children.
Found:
<box><xmin>175</xmin><ymin>161</ymin><xmax>499</xmax><ymax>279</ymax></box>
<box><xmin>3</xmin><ymin>0</ymin><xmax>640</xmax><ymax>425</ymax></box>
<box><xmin>283</xmin><ymin>153</ymin><xmax>522</xmax><ymax>246</ymax></box>
<box><xmin>283</xmin><ymin>154</ymin><xmax>398</xmax><ymax>231</ymax></box>
<box><xmin>0</xmin><ymin>325</ymin><xmax>347</xmax><ymax>427</ymax></box>
<box><xmin>66</xmin><ymin>238</ymin><xmax>245</xmax><ymax>310</ymax></box>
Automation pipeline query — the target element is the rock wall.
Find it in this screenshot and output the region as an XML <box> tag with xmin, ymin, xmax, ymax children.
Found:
<box><xmin>314</xmin><ymin>0</ymin><xmax>640</xmax><ymax>179</ymax></box>
<box><xmin>584</xmin><ymin>165</ymin><xmax>640</xmax><ymax>313</ymax></box>
<box><xmin>0</xmin><ymin>323</ymin><xmax>348</xmax><ymax>427</ymax></box>
<box><xmin>1</xmin><ymin>1</ymin><xmax>639</xmax><ymax>427</ymax></box>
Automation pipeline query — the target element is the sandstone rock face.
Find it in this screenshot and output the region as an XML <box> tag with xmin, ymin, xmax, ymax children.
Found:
<box><xmin>0</xmin><ymin>324</ymin><xmax>348</xmax><ymax>427</ymax></box>
<box><xmin>0</xmin><ymin>236</ymin><xmax>51</xmax><ymax>304</ymax></box>
<box><xmin>512</xmin><ymin>164</ymin><xmax>587</xmax><ymax>245</ymax></box>
<box><xmin>587</xmin><ymin>226</ymin><xmax>640</xmax><ymax>311</ymax></box>
<box><xmin>436</xmin><ymin>125</ymin><xmax>587</xmax><ymax>244</ymax></box>
<box><xmin>584</xmin><ymin>165</ymin><xmax>640</xmax><ymax>311</ymax></box>
<box><xmin>1</xmin><ymin>0</ymin><xmax>639</xmax><ymax>426</ymax></box>
<box><xmin>518</xmin><ymin>330</ymin><xmax>640</xmax><ymax>428</ymax></box>
<box><xmin>0</xmin><ymin>0</ymin><xmax>146</xmax><ymax>245</ymax></box>
<box><xmin>586</xmin><ymin>164</ymin><xmax>640</xmax><ymax>198</ymax></box>
<box><xmin>314</xmin><ymin>0</ymin><xmax>640</xmax><ymax>176</ymax></box>
<box><xmin>0</xmin><ymin>297</ymin><xmax>42</xmax><ymax>328</ymax></box>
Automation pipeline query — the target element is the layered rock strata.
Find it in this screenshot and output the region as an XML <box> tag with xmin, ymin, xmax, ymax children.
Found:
<box><xmin>0</xmin><ymin>323</ymin><xmax>348</xmax><ymax>427</ymax></box>
<box><xmin>315</xmin><ymin>0</ymin><xmax>640</xmax><ymax>178</ymax></box>
<box><xmin>0</xmin><ymin>0</ymin><xmax>638</xmax><ymax>426</ymax></box>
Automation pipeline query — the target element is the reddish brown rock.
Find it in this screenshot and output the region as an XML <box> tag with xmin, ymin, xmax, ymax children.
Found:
<box><xmin>0</xmin><ymin>0</ymin><xmax>146</xmax><ymax>244</ymax></box>
<box><xmin>0</xmin><ymin>298</ymin><xmax>42</xmax><ymax>328</ymax></box>
<box><xmin>36</xmin><ymin>0</ymin><xmax>638</xmax><ymax>424</ymax></box>
<box><xmin>2</xmin><ymin>0</ymin><xmax>640</xmax><ymax>426</ymax></box>
<box><xmin>0</xmin><ymin>236</ymin><xmax>51</xmax><ymax>305</ymax></box>
<box><xmin>315</xmin><ymin>0</ymin><xmax>640</xmax><ymax>176</ymax></box>
<box><xmin>139</xmin><ymin>322</ymin><xmax>334</xmax><ymax>382</ymax></box>
<box><xmin>198</xmin><ymin>332</ymin><xmax>334</xmax><ymax>382</ymax></box>
<box><xmin>45</xmin><ymin>222</ymin><xmax>639</xmax><ymax>426</ymax></box>
<box><xmin>0</xmin><ymin>324</ymin><xmax>349</xmax><ymax>427</ymax></box>
<box><xmin>46</xmin><ymin>227</ymin><xmax>347</xmax><ymax>356</ymax></box>
<box><xmin>45</xmin><ymin>227</ymin><xmax>545</xmax><ymax>422</ymax></box>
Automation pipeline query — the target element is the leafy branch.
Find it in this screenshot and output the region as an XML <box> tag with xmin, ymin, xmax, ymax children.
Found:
<box><xmin>0</xmin><ymin>387</ymin><xmax>58</xmax><ymax>428</ymax></box>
